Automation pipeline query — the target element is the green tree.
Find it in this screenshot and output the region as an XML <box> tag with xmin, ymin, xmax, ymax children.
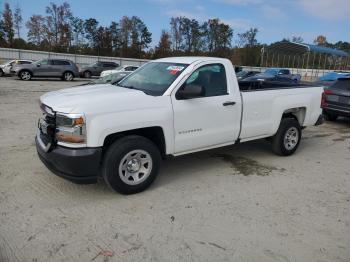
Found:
<box><xmin>26</xmin><ymin>15</ymin><xmax>45</xmax><ymax>46</ymax></box>
<box><xmin>2</xmin><ymin>2</ymin><xmax>14</xmax><ymax>46</ymax></box>
<box><xmin>179</xmin><ymin>17</ymin><xmax>202</xmax><ymax>54</ymax></box>
<box><xmin>154</xmin><ymin>30</ymin><xmax>172</xmax><ymax>58</ymax></box>
<box><xmin>170</xmin><ymin>17</ymin><xmax>182</xmax><ymax>52</ymax></box>
<box><xmin>84</xmin><ymin>18</ymin><xmax>99</xmax><ymax>48</ymax></box>
<box><xmin>202</xmin><ymin>18</ymin><xmax>233</xmax><ymax>55</ymax></box>
<box><xmin>237</xmin><ymin>28</ymin><xmax>258</xmax><ymax>48</ymax></box>
<box><xmin>13</xmin><ymin>4</ymin><xmax>22</xmax><ymax>39</ymax></box>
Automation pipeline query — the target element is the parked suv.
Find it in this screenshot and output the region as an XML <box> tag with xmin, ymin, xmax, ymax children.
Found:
<box><xmin>79</xmin><ymin>61</ymin><xmax>119</xmax><ymax>78</ymax></box>
<box><xmin>14</xmin><ymin>59</ymin><xmax>79</xmax><ymax>81</ymax></box>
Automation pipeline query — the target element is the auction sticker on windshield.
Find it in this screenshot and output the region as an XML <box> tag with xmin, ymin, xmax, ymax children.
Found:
<box><xmin>167</xmin><ymin>65</ymin><xmax>185</xmax><ymax>75</ymax></box>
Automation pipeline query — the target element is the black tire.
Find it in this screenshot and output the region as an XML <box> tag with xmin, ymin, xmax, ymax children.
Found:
<box><xmin>19</xmin><ymin>70</ymin><xmax>32</xmax><ymax>81</ymax></box>
<box><xmin>62</xmin><ymin>71</ymin><xmax>74</xmax><ymax>81</ymax></box>
<box><xmin>0</xmin><ymin>69</ymin><xmax>4</xmax><ymax>77</ymax></box>
<box><xmin>83</xmin><ymin>71</ymin><xmax>91</xmax><ymax>78</ymax></box>
<box><xmin>102</xmin><ymin>135</ymin><xmax>161</xmax><ymax>194</ymax></box>
<box><xmin>271</xmin><ymin>118</ymin><xmax>301</xmax><ymax>156</ymax></box>
<box><xmin>323</xmin><ymin>111</ymin><xmax>338</xmax><ymax>121</ymax></box>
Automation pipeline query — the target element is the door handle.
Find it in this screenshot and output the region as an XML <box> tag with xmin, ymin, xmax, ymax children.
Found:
<box><xmin>223</xmin><ymin>101</ymin><xmax>236</xmax><ymax>106</ymax></box>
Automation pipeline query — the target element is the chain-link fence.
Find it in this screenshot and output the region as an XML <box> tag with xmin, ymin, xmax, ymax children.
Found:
<box><xmin>0</xmin><ymin>48</ymin><xmax>150</xmax><ymax>67</ymax></box>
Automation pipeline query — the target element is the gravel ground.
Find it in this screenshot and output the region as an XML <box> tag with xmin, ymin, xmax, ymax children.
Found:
<box><xmin>0</xmin><ymin>77</ymin><xmax>349</xmax><ymax>262</ymax></box>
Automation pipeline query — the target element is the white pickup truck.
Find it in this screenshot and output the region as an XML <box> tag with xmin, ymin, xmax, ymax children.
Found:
<box><xmin>36</xmin><ymin>57</ymin><xmax>324</xmax><ymax>194</ymax></box>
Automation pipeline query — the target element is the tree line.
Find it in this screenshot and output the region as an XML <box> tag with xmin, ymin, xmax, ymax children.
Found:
<box><xmin>0</xmin><ymin>1</ymin><xmax>349</xmax><ymax>66</ymax></box>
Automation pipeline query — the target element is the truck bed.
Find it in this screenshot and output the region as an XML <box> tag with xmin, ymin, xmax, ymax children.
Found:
<box><xmin>238</xmin><ymin>80</ymin><xmax>317</xmax><ymax>92</ymax></box>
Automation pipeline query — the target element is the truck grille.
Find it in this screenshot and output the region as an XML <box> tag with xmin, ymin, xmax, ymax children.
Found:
<box><xmin>39</xmin><ymin>103</ymin><xmax>56</xmax><ymax>147</ymax></box>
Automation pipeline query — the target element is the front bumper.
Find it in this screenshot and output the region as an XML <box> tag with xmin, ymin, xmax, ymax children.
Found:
<box><xmin>36</xmin><ymin>135</ymin><xmax>102</xmax><ymax>184</ymax></box>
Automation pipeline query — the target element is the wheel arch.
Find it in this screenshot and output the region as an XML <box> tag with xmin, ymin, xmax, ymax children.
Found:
<box><xmin>19</xmin><ymin>68</ymin><xmax>33</xmax><ymax>76</ymax></box>
<box><xmin>103</xmin><ymin>126</ymin><xmax>167</xmax><ymax>158</ymax></box>
<box><xmin>282</xmin><ymin>107</ymin><xmax>306</xmax><ymax>126</ymax></box>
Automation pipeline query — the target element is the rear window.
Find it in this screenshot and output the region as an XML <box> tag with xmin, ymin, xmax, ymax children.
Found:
<box><xmin>53</xmin><ymin>60</ymin><xmax>70</xmax><ymax>65</ymax></box>
<box><xmin>331</xmin><ymin>78</ymin><xmax>350</xmax><ymax>90</ymax></box>
<box><xmin>102</xmin><ymin>62</ymin><xmax>118</xmax><ymax>67</ymax></box>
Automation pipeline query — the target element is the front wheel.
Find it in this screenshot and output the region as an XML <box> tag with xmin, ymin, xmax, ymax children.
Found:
<box><xmin>271</xmin><ymin>118</ymin><xmax>301</xmax><ymax>156</ymax></box>
<box><xmin>102</xmin><ymin>135</ymin><xmax>161</xmax><ymax>194</ymax></box>
<box><xmin>19</xmin><ymin>70</ymin><xmax>32</xmax><ymax>81</ymax></box>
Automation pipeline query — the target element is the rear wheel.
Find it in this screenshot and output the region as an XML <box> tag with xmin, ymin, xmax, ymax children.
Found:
<box><xmin>102</xmin><ymin>135</ymin><xmax>161</xmax><ymax>194</ymax></box>
<box><xmin>323</xmin><ymin>111</ymin><xmax>338</xmax><ymax>121</ymax></box>
<box><xmin>83</xmin><ymin>71</ymin><xmax>91</xmax><ymax>78</ymax></box>
<box><xmin>19</xmin><ymin>70</ymin><xmax>32</xmax><ymax>81</ymax></box>
<box><xmin>62</xmin><ymin>71</ymin><xmax>74</xmax><ymax>81</ymax></box>
<box><xmin>271</xmin><ymin>118</ymin><xmax>301</xmax><ymax>156</ymax></box>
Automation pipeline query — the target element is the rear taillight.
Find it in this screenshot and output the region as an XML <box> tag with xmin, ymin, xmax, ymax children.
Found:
<box><xmin>321</xmin><ymin>89</ymin><xmax>332</xmax><ymax>108</ymax></box>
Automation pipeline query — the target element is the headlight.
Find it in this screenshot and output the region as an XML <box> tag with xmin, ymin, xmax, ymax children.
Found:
<box><xmin>55</xmin><ymin>113</ymin><xmax>86</xmax><ymax>144</ymax></box>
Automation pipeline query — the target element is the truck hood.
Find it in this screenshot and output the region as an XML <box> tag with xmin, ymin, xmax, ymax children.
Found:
<box><xmin>40</xmin><ymin>84</ymin><xmax>163</xmax><ymax>114</ymax></box>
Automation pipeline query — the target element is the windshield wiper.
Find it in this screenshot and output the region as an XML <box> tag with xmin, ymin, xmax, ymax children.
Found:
<box><xmin>118</xmin><ymin>84</ymin><xmax>135</xmax><ymax>89</ymax></box>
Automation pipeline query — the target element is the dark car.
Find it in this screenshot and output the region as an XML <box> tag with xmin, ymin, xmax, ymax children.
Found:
<box><xmin>236</xmin><ymin>70</ymin><xmax>260</xmax><ymax>80</ymax></box>
<box><xmin>14</xmin><ymin>59</ymin><xmax>79</xmax><ymax>81</ymax></box>
<box><xmin>80</xmin><ymin>71</ymin><xmax>131</xmax><ymax>86</ymax></box>
<box><xmin>322</xmin><ymin>78</ymin><xmax>350</xmax><ymax>121</ymax></box>
<box><xmin>79</xmin><ymin>61</ymin><xmax>119</xmax><ymax>78</ymax></box>
<box><xmin>314</xmin><ymin>72</ymin><xmax>350</xmax><ymax>88</ymax></box>
<box><xmin>239</xmin><ymin>77</ymin><xmax>299</xmax><ymax>91</ymax></box>
<box><xmin>243</xmin><ymin>74</ymin><xmax>297</xmax><ymax>84</ymax></box>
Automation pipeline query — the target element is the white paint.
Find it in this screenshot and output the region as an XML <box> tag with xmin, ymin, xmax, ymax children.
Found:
<box><xmin>40</xmin><ymin>56</ymin><xmax>323</xmax><ymax>156</ymax></box>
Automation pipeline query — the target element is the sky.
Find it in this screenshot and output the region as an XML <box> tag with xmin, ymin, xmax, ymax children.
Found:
<box><xmin>1</xmin><ymin>0</ymin><xmax>350</xmax><ymax>47</ymax></box>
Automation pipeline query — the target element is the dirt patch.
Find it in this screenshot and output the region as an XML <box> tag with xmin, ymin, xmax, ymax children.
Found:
<box><xmin>212</xmin><ymin>154</ymin><xmax>286</xmax><ymax>176</ymax></box>
<box><xmin>333</xmin><ymin>136</ymin><xmax>350</xmax><ymax>142</ymax></box>
<box><xmin>303</xmin><ymin>133</ymin><xmax>333</xmax><ymax>139</ymax></box>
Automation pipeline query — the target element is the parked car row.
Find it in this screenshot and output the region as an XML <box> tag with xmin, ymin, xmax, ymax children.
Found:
<box><xmin>236</xmin><ymin>69</ymin><xmax>350</xmax><ymax>122</ymax></box>
<box><xmin>0</xmin><ymin>59</ymin><xmax>139</xmax><ymax>81</ymax></box>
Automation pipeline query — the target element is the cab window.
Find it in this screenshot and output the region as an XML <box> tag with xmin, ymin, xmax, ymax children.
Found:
<box><xmin>181</xmin><ymin>64</ymin><xmax>228</xmax><ymax>97</ymax></box>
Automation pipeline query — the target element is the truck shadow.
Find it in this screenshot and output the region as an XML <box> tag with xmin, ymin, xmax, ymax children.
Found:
<box><xmin>153</xmin><ymin>139</ymin><xmax>278</xmax><ymax>189</ymax></box>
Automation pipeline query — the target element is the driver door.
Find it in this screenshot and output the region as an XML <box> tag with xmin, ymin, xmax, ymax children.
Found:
<box><xmin>33</xmin><ymin>59</ymin><xmax>52</xmax><ymax>76</ymax></box>
<box><xmin>171</xmin><ymin>62</ymin><xmax>240</xmax><ymax>154</ymax></box>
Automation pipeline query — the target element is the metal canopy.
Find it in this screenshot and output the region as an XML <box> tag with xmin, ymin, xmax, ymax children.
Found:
<box><xmin>263</xmin><ymin>41</ymin><xmax>349</xmax><ymax>57</ymax></box>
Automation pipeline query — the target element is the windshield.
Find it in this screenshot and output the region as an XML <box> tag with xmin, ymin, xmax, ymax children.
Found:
<box><xmin>236</xmin><ymin>71</ymin><xmax>248</xmax><ymax>77</ymax></box>
<box><xmin>118</xmin><ymin>62</ymin><xmax>188</xmax><ymax>96</ymax></box>
<box><xmin>264</xmin><ymin>69</ymin><xmax>279</xmax><ymax>75</ymax></box>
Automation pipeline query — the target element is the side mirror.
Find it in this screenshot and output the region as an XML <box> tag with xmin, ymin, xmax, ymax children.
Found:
<box><xmin>37</xmin><ymin>63</ymin><xmax>41</xmax><ymax>67</ymax></box>
<box><xmin>176</xmin><ymin>84</ymin><xmax>204</xmax><ymax>100</ymax></box>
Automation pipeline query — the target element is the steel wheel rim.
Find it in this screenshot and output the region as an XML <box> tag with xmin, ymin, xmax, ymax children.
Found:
<box><xmin>118</xmin><ymin>150</ymin><xmax>153</xmax><ymax>185</ymax></box>
<box><xmin>21</xmin><ymin>71</ymin><xmax>30</xmax><ymax>80</ymax></box>
<box><xmin>65</xmin><ymin>72</ymin><xmax>73</xmax><ymax>81</ymax></box>
<box><xmin>284</xmin><ymin>127</ymin><xmax>299</xmax><ymax>150</ymax></box>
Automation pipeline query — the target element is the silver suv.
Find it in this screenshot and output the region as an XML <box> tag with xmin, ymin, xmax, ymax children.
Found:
<box><xmin>14</xmin><ymin>59</ymin><xmax>79</xmax><ymax>81</ymax></box>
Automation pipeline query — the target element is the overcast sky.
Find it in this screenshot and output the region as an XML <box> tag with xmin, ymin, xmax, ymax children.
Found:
<box><xmin>2</xmin><ymin>0</ymin><xmax>350</xmax><ymax>46</ymax></box>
